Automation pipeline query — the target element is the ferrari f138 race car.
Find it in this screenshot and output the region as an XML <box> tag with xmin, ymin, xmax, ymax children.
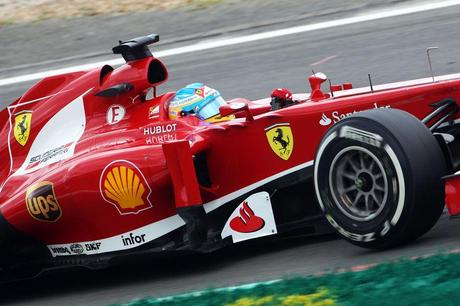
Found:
<box><xmin>1</xmin><ymin>34</ymin><xmax>460</xmax><ymax>278</ymax></box>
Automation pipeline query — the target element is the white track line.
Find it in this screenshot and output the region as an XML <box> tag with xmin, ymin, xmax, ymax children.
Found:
<box><xmin>1</xmin><ymin>0</ymin><xmax>460</xmax><ymax>87</ymax></box>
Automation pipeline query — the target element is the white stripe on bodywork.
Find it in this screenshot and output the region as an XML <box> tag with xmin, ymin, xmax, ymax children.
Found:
<box><xmin>0</xmin><ymin>89</ymin><xmax>91</xmax><ymax>194</ymax></box>
<box><xmin>47</xmin><ymin>214</ymin><xmax>185</xmax><ymax>257</ymax></box>
<box><xmin>1</xmin><ymin>90</ymin><xmax>73</xmax><ymax>191</ymax></box>
<box><xmin>14</xmin><ymin>89</ymin><xmax>91</xmax><ymax>175</ymax></box>
<box><xmin>7</xmin><ymin>90</ymin><xmax>72</xmax><ymax>109</ymax></box>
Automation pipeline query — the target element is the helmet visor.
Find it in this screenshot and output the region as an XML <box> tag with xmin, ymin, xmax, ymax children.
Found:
<box><xmin>196</xmin><ymin>96</ymin><xmax>226</xmax><ymax>120</ymax></box>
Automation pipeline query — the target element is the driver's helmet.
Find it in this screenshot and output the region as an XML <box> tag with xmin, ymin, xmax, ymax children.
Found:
<box><xmin>169</xmin><ymin>83</ymin><xmax>233</xmax><ymax>122</ymax></box>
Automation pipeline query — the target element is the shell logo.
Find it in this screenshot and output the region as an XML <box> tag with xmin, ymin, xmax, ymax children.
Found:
<box><xmin>100</xmin><ymin>160</ymin><xmax>153</xmax><ymax>215</ymax></box>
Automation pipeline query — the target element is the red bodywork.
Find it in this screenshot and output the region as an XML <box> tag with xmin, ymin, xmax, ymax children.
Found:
<box><xmin>2</xmin><ymin>48</ymin><xmax>460</xmax><ymax>262</ymax></box>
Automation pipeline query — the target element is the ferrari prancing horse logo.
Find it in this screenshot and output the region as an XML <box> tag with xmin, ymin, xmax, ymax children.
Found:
<box><xmin>265</xmin><ymin>123</ymin><xmax>294</xmax><ymax>160</ymax></box>
<box><xmin>14</xmin><ymin>111</ymin><xmax>32</xmax><ymax>146</ymax></box>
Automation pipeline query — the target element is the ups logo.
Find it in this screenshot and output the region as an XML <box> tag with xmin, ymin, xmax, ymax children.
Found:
<box><xmin>25</xmin><ymin>181</ymin><xmax>62</xmax><ymax>222</ymax></box>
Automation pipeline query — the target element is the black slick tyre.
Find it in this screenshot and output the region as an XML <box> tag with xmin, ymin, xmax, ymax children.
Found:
<box><xmin>314</xmin><ymin>108</ymin><xmax>447</xmax><ymax>249</ymax></box>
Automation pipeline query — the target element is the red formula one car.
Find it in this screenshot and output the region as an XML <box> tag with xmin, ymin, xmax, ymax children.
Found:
<box><xmin>1</xmin><ymin>34</ymin><xmax>460</xmax><ymax>278</ymax></box>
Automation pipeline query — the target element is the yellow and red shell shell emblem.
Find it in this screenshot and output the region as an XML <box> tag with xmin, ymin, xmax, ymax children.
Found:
<box><xmin>100</xmin><ymin>160</ymin><xmax>153</xmax><ymax>214</ymax></box>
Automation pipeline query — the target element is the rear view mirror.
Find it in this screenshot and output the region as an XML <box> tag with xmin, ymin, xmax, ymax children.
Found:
<box><xmin>220</xmin><ymin>101</ymin><xmax>253</xmax><ymax>121</ymax></box>
<box><xmin>144</xmin><ymin>87</ymin><xmax>155</xmax><ymax>101</ymax></box>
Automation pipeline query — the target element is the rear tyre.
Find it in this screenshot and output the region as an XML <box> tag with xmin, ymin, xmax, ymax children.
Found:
<box><xmin>314</xmin><ymin>108</ymin><xmax>447</xmax><ymax>249</ymax></box>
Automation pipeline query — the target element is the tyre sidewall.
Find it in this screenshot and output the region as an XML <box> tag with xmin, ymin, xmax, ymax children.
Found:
<box><xmin>315</xmin><ymin>118</ymin><xmax>413</xmax><ymax>246</ymax></box>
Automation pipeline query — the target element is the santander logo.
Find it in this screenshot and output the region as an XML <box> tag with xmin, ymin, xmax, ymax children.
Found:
<box><xmin>319</xmin><ymin>113</ymin><xmax>332</xmax><ymax>126</ymax></box>
<box><xmin>319</xmin><ymin>103</ymin><xmax>391</xmax><ymax>127</ymax></box>
<box><xmin>221</xmin><ymin>192</ymin><xmax>277</xmax><ymax>243</ymax></box>
<box><xmin>230</xmin><ymin>201</ymin><xmax>265</xmax><ymax>233</ymax></box>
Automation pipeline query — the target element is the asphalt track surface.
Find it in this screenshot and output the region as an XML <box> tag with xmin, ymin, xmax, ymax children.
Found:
<box><xmin>3</xmin><ymin>2</ymin><xmax>460</xmax><ymax>306</ymax></box>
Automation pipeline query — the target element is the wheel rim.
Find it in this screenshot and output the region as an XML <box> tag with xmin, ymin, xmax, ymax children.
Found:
<box><xmin>329</xmin><ymin>146</ymin><xmax>389</xmax><ymax>221</ymax></box>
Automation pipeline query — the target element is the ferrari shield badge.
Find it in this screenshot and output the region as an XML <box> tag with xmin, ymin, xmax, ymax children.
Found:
<box><xmin>14</xmin><ymin>111</ymin><xmax>32</xmax><ymax>146</ymax></box>
<box><xmin>265</xmin><ymin>123</ymin><xmax>294</xmax><ymax>160</ymax></box>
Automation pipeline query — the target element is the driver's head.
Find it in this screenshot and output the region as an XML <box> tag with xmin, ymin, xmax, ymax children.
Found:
<box><xmin>169</xmin><ymin>83</ymin><xmax>233</xmax><ymax>122</ymax></box>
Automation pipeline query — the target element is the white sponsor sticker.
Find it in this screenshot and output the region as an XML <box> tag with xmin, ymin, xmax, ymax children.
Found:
<box><xmin>143</xmin><ymin>123</ymin><xmax>177</xmax><ymax>136</ymax></box>
<box><xmin>319</xmin><ymin>103</ymin><xmax>391</xmax><ymax>126</ymax></box>
<box><xmin>319</xmin><ymin>113</ymin><xmax>332</xmax><ymax>126</ymax></box>
<box><xmin>148</xmin><ymin>105</ymin><xmax>160</xmax><ymax>119</ymax></box>
<box><xmin>221</xmin><ymin>192</ymin><xmax>277</xmax><ymax>243</ymax></box>
<box><xmin>339</xmin><ymin>126</ymin><xmax>383</xmax><ymax>147</ymax></box>
<box><xmin>106</xmin><ymin>105</ymin><xmax>126</xmax><ymax>125</ymax></box>
<box><xmin>47</xmin><ymin>214</ymin><xmax>185</xmax><ymax>257</ymax></box>
<box><xmin>14</xmin><ymin>90</ymin><xmax>89</xmax><ymax>175</ymax></box>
